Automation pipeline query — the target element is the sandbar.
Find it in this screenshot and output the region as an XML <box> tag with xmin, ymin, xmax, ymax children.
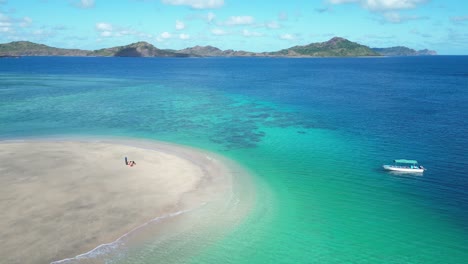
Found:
<box><xmin>0</xmin><ymin>139</ymin><xmax>249</xmax><ymax>264</ymax></box>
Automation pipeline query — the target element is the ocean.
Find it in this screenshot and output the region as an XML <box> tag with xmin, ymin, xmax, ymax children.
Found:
<box><xmin>1</xmin><ymin>56</ymin><xmax>467</xmax><ymax>263</ymax></box>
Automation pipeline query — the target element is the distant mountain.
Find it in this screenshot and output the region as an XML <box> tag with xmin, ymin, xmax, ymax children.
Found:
<box><xmin>177</xmin><ymin>45</ymin><xmax>259</xmax><ymax>57</ymax></box>
<box><xmin>270</xmin><ymin>37</ymin><xmax>380</xmax><ymax>57</ymax></box>
<box><xmin>178</xmin><ymin>45</ymin><xmax>224</xmax><ymax>56</ymax></box>
<box><xmin>0</xmin><ymin>41</ymin><xmax>188</xmax><ymax>57</ymax></box>
<box><xmin>0</xmin><ymin>41</ymin><xmax>89</xmax><ymax>56</ymax></box>
<box><xmin>416</xmin><ymin>49</ymin><xmax>437</xmax><ymax>55</ymax></box>
<box><xmin>176</xmin><ymin>38</ymin><xmax>380</xmax><ymax>57</ymax></box>
<box><xmin>372</xmin><ymin>46</ymin><xmax>437</xmax><ymax>56</ymax></box>
<box><xmin>91</xmin><ymin>41</ymin><xmax>188</xmax><ymax>57</ymax></box>
<box><xmin>0</xmin><ymin>37</ymin><xmax>436</xmax><ymax>58</ymax></box>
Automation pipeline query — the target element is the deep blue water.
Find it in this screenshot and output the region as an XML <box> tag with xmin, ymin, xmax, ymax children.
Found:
<box><xmin>1</xmin><ymin>56</ymin><xmax>467</xmax><ymax>263</ymax></box>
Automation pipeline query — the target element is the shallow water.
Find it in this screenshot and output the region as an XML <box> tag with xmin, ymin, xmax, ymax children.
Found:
<box><xmin>1</xmin><ymin>56</ymin><xmax>467</xmax><ymax>263</ymax></box>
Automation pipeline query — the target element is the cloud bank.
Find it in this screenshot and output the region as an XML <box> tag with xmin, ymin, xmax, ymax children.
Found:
<box><xmin>162</xmin><ymin>0</ymin><xmax>224</xmax><ymax>9</ymax></box>
<box><xmin>328</xmin><ymin>0</ymin><xmax>427</xmax><ymax>11</ymax></box>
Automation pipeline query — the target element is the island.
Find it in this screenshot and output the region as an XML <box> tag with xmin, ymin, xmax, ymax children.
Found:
<box><xmin>371</xmin><ymin>46</ymin><xmax>437</xmax><ymax>56</ymax></box>
<box><xmin>0</xmin><ymin>37</ymin><xmax>437</xmax><ymax>58</ymax></box>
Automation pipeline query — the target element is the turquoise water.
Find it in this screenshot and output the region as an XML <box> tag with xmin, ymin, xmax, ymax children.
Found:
<box><xmin>1</xmin><ymin>56</ymin><xmax>467</xmax><ymax>263</ymax></box>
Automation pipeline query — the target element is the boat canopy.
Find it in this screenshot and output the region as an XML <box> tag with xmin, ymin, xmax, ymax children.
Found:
<box><xmin>394</xmin><ymin>159</ymin><xmax>418</xmax><ymax>164</ymax></box>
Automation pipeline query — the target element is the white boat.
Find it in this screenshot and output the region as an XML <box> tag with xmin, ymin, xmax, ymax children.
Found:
<box><xmin>383</xmin><ymin>159</ymin><xmax>425</xmax><ymax>173</ymax></box>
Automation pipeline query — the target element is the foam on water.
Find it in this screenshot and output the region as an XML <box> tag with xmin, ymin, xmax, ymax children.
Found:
<box><xmin>51</xmin><ymin>208</ymin><xmax>196</xmax><ymax>264</ymax></box>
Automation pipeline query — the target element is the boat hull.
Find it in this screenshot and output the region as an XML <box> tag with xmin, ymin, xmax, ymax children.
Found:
<box><xmin>383</xmin><ymin>165</ymin><xmax>424</xmax><ymax>173</ymax></box>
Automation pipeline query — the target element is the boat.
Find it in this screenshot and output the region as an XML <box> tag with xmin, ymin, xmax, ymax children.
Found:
<box><xmin>383</xmin><ymin>159</ymin><xmax>425</xmax><ymax>173</ymax></box>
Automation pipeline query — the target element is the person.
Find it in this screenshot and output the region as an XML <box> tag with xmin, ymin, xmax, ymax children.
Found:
<box><xmin>125</xmin><ymin>157</ymin><xmax>128</xmax><ymax>165</ymax></box>
<box><xmin>128</xmin><ymin>160</ymin><xmax>136</xmax><ymax>167</ymax></box>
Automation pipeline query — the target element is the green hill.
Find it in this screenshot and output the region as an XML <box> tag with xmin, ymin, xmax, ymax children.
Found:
<box><xmin>271</xmin><ymin>37</ymin><xmax>380</xmax><ymax>57</ymax></box>
<box><xmin>0</xmin><ymin>41</ymin><xmax>89</xmax><ymax>56</ymax></box>
<box><xmin>91</xmin><ymin>41</ymin><xmax>189</xmax><ymax>57</ymax></box>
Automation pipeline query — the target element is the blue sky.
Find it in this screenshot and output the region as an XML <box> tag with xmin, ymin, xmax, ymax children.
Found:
<box><xmin>0</xmin><ymin>0</ymin><xmax>467</xmax><ymax>54</ymax></box>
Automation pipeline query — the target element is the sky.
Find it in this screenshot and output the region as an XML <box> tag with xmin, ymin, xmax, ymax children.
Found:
<box><xmin>0</xmin><ymin>0</ymin><xmax>467</xmax><ymax>54</ymax></box>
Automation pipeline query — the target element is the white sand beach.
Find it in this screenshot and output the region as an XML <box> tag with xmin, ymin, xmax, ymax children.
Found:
<box><xmin>0</xmin><ymin>139</ymin><xmax>253</xmax><ymax>264</ymax></box>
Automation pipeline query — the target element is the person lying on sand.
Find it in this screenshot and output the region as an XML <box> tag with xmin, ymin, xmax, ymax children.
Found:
<box><xmin>125</xmin><ymin>157</ymin><xmax>136</xmax><ymax>167</ymax></box>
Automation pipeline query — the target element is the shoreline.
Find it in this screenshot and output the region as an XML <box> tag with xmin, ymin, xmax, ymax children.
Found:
<box><xmin>0</xmin><ymin>137</ymin><xmax>256</xmax><ymax>264</ymax></box>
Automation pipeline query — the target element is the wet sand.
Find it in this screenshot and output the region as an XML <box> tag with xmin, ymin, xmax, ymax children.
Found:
<box><xmin>0</xmin><ymin>139</ymin><xmax>244</xmax><ymax>264</ymax></box>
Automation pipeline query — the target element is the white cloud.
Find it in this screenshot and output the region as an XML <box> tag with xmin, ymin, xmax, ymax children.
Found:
<box><xmin>0</xmin><ymin>13</ymin><xmax>34</xmax><ymax>35</ymax></box>
<box><xmin>100</xmin><ymin>31</ymin><xmax>112</xmax><ymax>37</ymax></box>
<box><xmin>162</xmin><ymin>0</ymin><xmax>224</xmax><ymax>9</ymax></box>
<box><xmin>211</xmin><ymin>28</ymin><xmax>227</xmax><ymax>35</ymax></box>
<box><xmin>179</xmin><ymin>33</ymin><xmax>190</xmax><ymax>39</ymax></box>
<box><xmin>19</xmin><ymin>17</ymin><xmax>32</xmax><ymax>27</ymax></box>
<box><xmin>328</xmin><ymin>0</ymin><xmax>427</xmax><ymax>11</ymax></box>
<box><xmin>73</xmin><ymin>0</ymin><xmax>95</xmax><ymax>9</ymax></box>
<box><xmin>365</xmin><ymin>0</ymin><xmax>427</xmax><ymax>11</ymax></box>
<box><xmin>95</xmin><ymin>22</ymin><xmax>152</xmax><ymax>39</ymax></box>
<box><xmin>160</xmin><ymin>31</ymin><xmax>171</xmax><ymax>39</ymax></box>
<box><xmin>382</xmin><ymin>12</ymin><xmax>428</xmax><ymax>23</ymax></box>
<box><xmin>207</xmin><ymin>12</ymin><xmax>216</xmax><ymax>23</ymax></box>
<box><xmin>81</xmin><ymin>0</ymin><xmax>95</xmax><ymax>8</ymax></box>
<box><xmin>175</xmin><ymin>20</ymin><xmax>185</xmax><ymax>30</ymax></box>
<box><xmin>96</xmin><ymin>22</ymin><xmax>113</xmax><ymax>31</ymax></box>
<box><xmin>156</xmin><ymin>32</ymin><xmax>172</xmax><ymax>42</ymax></box>
<box><xmin>224</xmin><ymin>16</ymin><xmax>254</xmax><ymax>26</ymax></box>
<box><xmin>0</xmin><ymin>12</ymin><xmax>10</xmax><ymax>22</ymax></box>
<box><xmin>242</xmin><ymin>29</ymin><xmax>263</xmax><ymax>37</ymax></box>
<box><xmin>328</xmin><ymin>0</ymin><xmax>357</xmax><ymax>4</ymax></box>
<box><xmin>265</xmin><ymin>21</ymin><xmax>280</xmax><ymax>29</ymax></box>
<box><xmin>0</xmin><ymin>20</ymin><xmax>11</xmax><ymax>33</ymax></box>
<box><xmin>329</xmin><ymin>1</ymin><xmax>428</xmax><ymax>26</ymax></box>
<box><xmin>279</xmin><ymin>33</ymin><xmax>296</xmax><ymax>40</ymax></box>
